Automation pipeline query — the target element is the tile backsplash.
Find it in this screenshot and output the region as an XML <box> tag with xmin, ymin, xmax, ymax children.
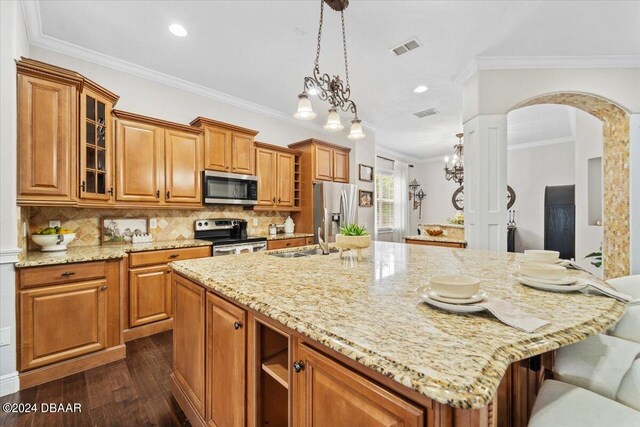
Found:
<box><xmin>26</xmin><ymin>206</ymin><xmax>290</xmax><ymax>249</ymax></box>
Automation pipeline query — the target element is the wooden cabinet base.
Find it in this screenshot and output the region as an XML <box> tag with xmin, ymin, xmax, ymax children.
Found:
<box><xmin>171</xmin><ymin>374</ymin><xmax>208</xmax><ymax>427</ymax></box>
<box><xmin>123</xmin><ymin>318</ymin><xmax>173</xmax><ymax>342</ymax></box>
<box><xmin>19</xmin><ymin>344</ymin><xmax>126</xmax><ymax>390</ymax></box>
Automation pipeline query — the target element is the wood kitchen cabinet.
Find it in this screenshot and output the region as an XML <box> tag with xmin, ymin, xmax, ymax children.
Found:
<box><xmin>293</xmin><ymin>343</ymin><xmax>424</xmax><ymax>427</ymax></box>
<box><xmin>17</xmin><ymin>59</ymin><xmax>82</xmax><ymax>205</ymax></box>
<box><xmin>190</xmin><ymin>117</ymin><xmax>258</xmax><ymax>175</ymax></box>
<box><xmin>267</xmin><ymin>236</ymin><xmax>314</xmax><ymax>250</ymax></box>
<box><xmin>78</xmin><ymin>82</ymin><xmax>119</xmax><ymax>205</ymax></box>
<box><xmin>255</xmin><ymin>142</ymin><xmax>300</xmax><ymax>210</ymax></box>
<box><xmin>16</xmin><ymin>259</ymin><xmax>124</xmax><ymax>389</ymax></box>
<box><xmin>114</xmin><ymin>110</ymin><xmax>203</xmax><ymax>207</ymax></box>
<box><xmin>288</xmin><ymin>139</ymin><xmax>351</xmax><ymax>233</ymax></box>
<box><xmin>125</xmin><ymin>246</ymin><xmax>211</xmax><ymax>341</ymax></box>
<box><xmin>206</xmin><ymin>293</ymin><xmax>247</xmax><ymax>427</ymax></box>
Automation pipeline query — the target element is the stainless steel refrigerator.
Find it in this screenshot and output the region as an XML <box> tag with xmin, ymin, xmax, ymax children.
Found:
<box><xmin>313</xmin><ymin>182</ymin><xmax>358</xmax><ymax>243</ymax></box>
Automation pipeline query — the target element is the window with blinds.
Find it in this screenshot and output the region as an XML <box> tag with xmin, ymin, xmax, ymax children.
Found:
<box><xmin>376</xmin><ymin>169</ymin><xmax>395</xmax><ymax>231</ymax></box>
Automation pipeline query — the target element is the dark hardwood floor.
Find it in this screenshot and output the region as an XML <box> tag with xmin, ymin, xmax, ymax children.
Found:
<box><xmin>0</xmin><ymin>331</ymin><xmax>189</xmax><ymax>427</ymax></box>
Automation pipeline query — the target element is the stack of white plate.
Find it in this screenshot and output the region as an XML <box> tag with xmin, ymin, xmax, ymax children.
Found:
<box><xmin>416</xmin><ymin>275</ymin><xmax>488</xmax><ymax>313</ymax></box>
<box><xmin>514</xmin><ymin>250</ymin><xmax>586</xmax><ymax>292</ymax></box>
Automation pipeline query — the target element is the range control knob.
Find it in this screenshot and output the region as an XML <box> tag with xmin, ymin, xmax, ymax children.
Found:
<box><xmin>204</xmin><ymin>221</ymin><xmax>209</xmax><ymax>226</ymax></box>
<box><xmin>197</xmin><ymin>222</ymin><xmax>202</xmax><ymax>227</ymax></box>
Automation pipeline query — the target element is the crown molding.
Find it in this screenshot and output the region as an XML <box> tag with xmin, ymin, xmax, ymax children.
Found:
<box><xmin>455</xmin><ymin>55</ymin><xmax>640</xmax><ymax>84</ymax></box>
<box><xmin>20</xmin><ymin>1</ymin><xmax>377</xmax><ymax>136</ymax></box>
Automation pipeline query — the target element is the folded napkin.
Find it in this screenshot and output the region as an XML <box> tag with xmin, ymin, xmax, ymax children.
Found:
<box><xmin>476</xmin><ymin>298</ymin><xmax>550</xmax><ymax>333</ymax></box>
<box><xmin>580</xmin><ymin>279</ymin><xmax>633</xmax><ymax>303</ymax></box>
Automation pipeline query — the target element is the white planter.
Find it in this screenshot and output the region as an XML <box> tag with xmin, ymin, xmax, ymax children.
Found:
<box><xmin>335</xmin><ymin>234</ymin><xmax>371</xmax><ymax>261</ymax></box>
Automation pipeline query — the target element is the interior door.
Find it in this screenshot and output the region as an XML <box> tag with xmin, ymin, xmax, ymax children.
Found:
<box><xmin>20</xmin><ymin>280</ymin><xmax>108</xmax><ymax>371</ymax></box>
<box><xmin>165</xmin><ymin>129</ymin><xmax>202</xmax><ymax>204</ymax></box>
<box><xmin>276</xmin><ymin>152</ymin><xmax>295</xmax><ymax>207</ymax></box>
<box><xmin>206</xmin><ymin>293</ymin><xmax>246</xmax><ymax>427</ymax></box>
<box><xmin>256</xmin><ymin>147</ymin><xmax>276</xmax><ymax>206</ymax></box>
<box><xmin>231</xmin><ymin>133</ymin><xmax>255</xmax><ymax>175</ymax></box>
<box><xmin>115</xmin><ymin>120</ymin><xmax>164</xmax><ymax>203</ymax></box>
<box><xmin>203</xmin><ymin>127</ymin><xmax>231</xmax><ymax>172</ymax></box>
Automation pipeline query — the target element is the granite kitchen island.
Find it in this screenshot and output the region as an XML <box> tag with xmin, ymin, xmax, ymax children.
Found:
<box><xmin>169</xmin><ymin>241</ymin><xmax>625</xmax><ymax>427</ymax></box>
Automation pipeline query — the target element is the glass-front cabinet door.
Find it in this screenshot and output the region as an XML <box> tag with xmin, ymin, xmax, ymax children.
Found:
<box><xmin>79</xmin><ymin>86</ymin><xmax>117</xmax><ymax>203</ymax></box>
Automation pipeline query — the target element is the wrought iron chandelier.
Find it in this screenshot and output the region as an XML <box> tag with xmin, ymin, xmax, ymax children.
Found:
<box><xmin>293</xmin><ymin>0</ymin><xmax>365</xmax><ymax>140</ymax></box>
<box><xmin>444</xmin><ymin>133</ymin><xmax>464</xmax><ymax>185</ymax></box>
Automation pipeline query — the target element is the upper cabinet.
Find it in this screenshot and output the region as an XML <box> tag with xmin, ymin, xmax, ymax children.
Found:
<box><xmin>254</xmin><ymin>142</ymin><xmax>300</xmax><ymax>211</ymax></box>
<box><xmin>289</xmin><ymin>139</ymin><xmax>351</xmax><ymax>183</ymax></box>
<box><xmin>79</xmin><ymin>81</ymin><xmax>119</xmax><ymax>204</ymax></box>
<box><xmin>113</xmin><ymin>110</ymin><xmax>202</xmax><ymax>207</ymax></box>
<box><xmin>190</xmin><ymin>117</ymin><xmax>258</xmax><ymax>175</ymax></box>
<box><xmin>17</xmin><ymin>59</ymin><xmax>83</xmax><ymax>205</ymax></box>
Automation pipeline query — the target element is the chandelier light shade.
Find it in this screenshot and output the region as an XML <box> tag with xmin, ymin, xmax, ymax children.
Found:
<box><xmin>294</xmin><ymin>0</ymin><xmax>365</xmax><ymax>139</ymax></box>
<box><xmin>293</xmin><ymin>93</ymin><xmax>317</xmax><ymax>120</ymax></box>
<box><xmin>347</xmin><ymin>119</ymin><xmax>365</xmax><ymax>140</ymax></box>
<box><xmin>444</xmin><ymin>133</ymin><xmax>464</xmax><ymax>186</ymax></box>
<box><xmin>324</xmin><ymin>108</ymin><xmax>344</xmax><ymax>131</ymax></box>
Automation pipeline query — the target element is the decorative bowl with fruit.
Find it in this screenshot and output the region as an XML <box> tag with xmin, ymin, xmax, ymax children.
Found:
<box><xmin>426</xmin><ymin>227</ymin><xmax>443</xmax><ymax>236</ymax></box>
<box><xmin>31</xmin><ymin>227</ymin><xmax>76</xmax><ymax>252</ymax></box>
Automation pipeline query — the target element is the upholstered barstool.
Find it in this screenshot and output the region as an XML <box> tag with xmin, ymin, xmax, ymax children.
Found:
<box><xmin>607</xmin><ymin>274</ymin><xmax>640</xmax><ymax>343</ymax></box>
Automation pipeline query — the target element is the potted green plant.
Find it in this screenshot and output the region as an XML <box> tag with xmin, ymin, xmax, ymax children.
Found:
<box><xmin>335</xmin><ymin>224</ymin><xmax>371</xmax><ymax>261</ymax></box>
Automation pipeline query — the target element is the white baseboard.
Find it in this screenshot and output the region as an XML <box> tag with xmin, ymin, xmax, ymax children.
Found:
<box><xmin>0</xmin><ymin>372</ymin><xmax>19</xmax><ymax>397</ymax></box>
<box><xmin>0</xmin><ymin>248</ymin><xmax>20</xmax><ymax>265</ymax></box>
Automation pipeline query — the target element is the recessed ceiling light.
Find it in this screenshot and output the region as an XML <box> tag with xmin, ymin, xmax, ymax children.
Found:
<box><xmin>414</xmin><ymin>85</ymin><xmax>428</xmax><ymax>93</ymax></box>
<box><xmin>169</xmin><ymin>24</ymin><xmax>187</xmax><ymax>37</ymax></box>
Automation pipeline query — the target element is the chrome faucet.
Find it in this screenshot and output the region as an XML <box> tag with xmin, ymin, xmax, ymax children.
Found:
<box><xmin>317</xmin><ymin>208</ymin><xmax>331</xmax><ymax>255</ymax></box>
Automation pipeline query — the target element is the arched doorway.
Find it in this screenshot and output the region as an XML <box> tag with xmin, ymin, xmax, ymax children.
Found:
<box><xmin>510</xmin><ymin>92</ymin><xmax>629</xmax><ymax>279</ymax></box>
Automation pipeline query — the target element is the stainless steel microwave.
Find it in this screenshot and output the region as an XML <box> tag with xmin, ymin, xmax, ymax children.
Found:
<box><xmin>202</xmin><ymin>170</ymin><xmax>258</xmax><ymax>205</ymax></box>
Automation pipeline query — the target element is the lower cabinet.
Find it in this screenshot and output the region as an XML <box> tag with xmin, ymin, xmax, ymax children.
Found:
<box><xmin>125</xmin><ymin>246</ymin><xmax>211</xmax><ymax>340</ymax></box>
<box><xmin>267</xmin><ymin>236</ymin><xmax>314</xmax><ymax>250</ymax></box>
<box><xmin>16</xmin><ymin>259</ymin><xmax>123</xmax><ymax>389</ymax></box>
<box><xmin>293</xmin><ymin>343</ymin><xmax>424</xmax><ymax>427</ymax></box>
<box><xmin>206</xmin><ymin>293</ymin><xmax>246</xmax><ymax>427</ymax></box>
<box><xmin>171</xmin><ymin>272</ymin><xmax>427</xmax><ymax>427</ymax></box>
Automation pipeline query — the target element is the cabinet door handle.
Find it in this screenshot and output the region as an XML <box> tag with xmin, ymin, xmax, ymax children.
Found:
<box><xmin>272</xmin><ymin>197</ymin><xmax>276</xmax><ymax>203</ymax></box>
<box><xmin>80</xmin><ymin>181</ymin><xmax>86</xmax><ymax>192</ymax></box>
<box><xmin>278</xmin><ymin>197</ymin><xmax>281</xmax><ymax>203</ymax></box>
<box><xmin>61</xmin><ymin>271</ymin><xmax>75</xmax><ymax>277</ymax></box>
<box><xmin>168</xmin><ymin>254</ymin><xmax>179</xmax><ymax>259</ymax></box>
<box><xmin>155</xmin><ymin>190</ymin><xmax>160</xmax><ymax>198</ymax></box>
<box><xmin>233</xmin><ymin>321</ymin><xmax>243</xmax><ymax>330</ymax></box>
<box><xmin>293</xmin><ymin>361</ymin><xmax>305</xmax><ymax>373</ymax></box>
<box><xmin>166</xmin><ymin>191</ymin><xmax>171</xmax><ymax>199</ymax></box>
<box><xmin>100</xmin><ymin>285</ymin><xmax>108</xmax><ymax>291</ymax></box>
<box><xmin>108</xmin><ymin>187</ymin><xmax>114</xmax><ymax>196</ymax></box>
<box><xmin>285</xmin><ymin>242</ymin><xmax>292</xmax><ymax>247</ymax></box>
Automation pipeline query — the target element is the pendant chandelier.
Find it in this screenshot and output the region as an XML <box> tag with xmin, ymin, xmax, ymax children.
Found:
<box><xmin>444</xmin><ymin>133</ymin><xmax>464</xmax><ymax>185</ymax></box>
<box><xmin>293</xmin><ymin>0</ymin><xmax>365</xmax><ymax>140</ymax></box>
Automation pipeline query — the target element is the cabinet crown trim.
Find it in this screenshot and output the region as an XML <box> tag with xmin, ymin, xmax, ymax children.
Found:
<box><xmin>255</xmin><ymin>141</ymin><xmax>301</xmax><ymax>155</ymax></box>
<box><xmin>189</xmin><ymin>116</ymin><xmax>259</xmax><ymax>136</ymax></box>
<box><xmin>113</xmin><ymin>110</ymin><xmax>203</xmax><ymax>134</ymax></box>
<box><xmin>288</xmin><ymin>138</ymin><xmax>351</xmax><ymax>153</ymax></box>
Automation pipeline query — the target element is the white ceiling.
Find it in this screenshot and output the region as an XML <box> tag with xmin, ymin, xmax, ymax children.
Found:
<box><xmin>32</xmin><ymin>1</ymin><xmax>640</xmax><ymax>160</ymax></box>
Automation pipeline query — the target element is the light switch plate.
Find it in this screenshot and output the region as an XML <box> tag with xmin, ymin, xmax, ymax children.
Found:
<box><xmin>0</xmin><ymin>327</ymin><xmax>10</xmax><ymax>346</ymax></box>
<box><xmin>49</xmin><ymin>220</ymin><xmax>61</xmax><ymax>228</ymax></box>
<box><xmin>149</xmin><ymin>218</ymin><xmax>158</xmax><ymax>229</ymax></box>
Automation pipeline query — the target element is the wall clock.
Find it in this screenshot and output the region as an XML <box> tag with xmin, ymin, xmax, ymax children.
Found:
<box><xmin>451</xmin><ymin>186</ymin><xmax>516</xmax><ymax>211</ymax></box>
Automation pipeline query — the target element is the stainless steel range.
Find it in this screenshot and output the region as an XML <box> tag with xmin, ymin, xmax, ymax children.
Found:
<box><xmin>194</xmin><ymin>219</ymin><xmax>267</xmax><ymax>256</ymax></box>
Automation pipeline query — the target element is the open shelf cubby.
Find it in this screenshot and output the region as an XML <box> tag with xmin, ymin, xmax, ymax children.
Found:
<box><xmin>256</xmin><ymin>320</ymin><xmax>290</xmax><ymax>427</ymax></box>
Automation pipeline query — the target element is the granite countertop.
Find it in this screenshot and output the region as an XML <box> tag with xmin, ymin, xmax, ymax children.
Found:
<box><xmin>264</xmin><ymin>233</ymin><xmax>315</xmax><ymax>241</ymax></box>
<box><xmin>16</xmin><ymin>239</ymin><xmax>213</xmax><ymax>268</ymax></box>
<box><xmin>404</xmin><ymin>234</ymin><xmax>467</xmax><ymax>244</ymax></box>
<box><xmin>170</xmin><ymin>241</ymin><xmax>625</xmax><ymax>409</ymax></box>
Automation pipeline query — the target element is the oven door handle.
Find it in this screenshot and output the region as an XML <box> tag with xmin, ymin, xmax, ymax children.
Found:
<box><xmin>214</xmin><ymin>246</ymin><xmax>239</xmax><ymax>255</ymax></box>
<box><xmin>252</xmin><ymin>243</ymin><xmax>267</xmax><ymax>251</ymax></box>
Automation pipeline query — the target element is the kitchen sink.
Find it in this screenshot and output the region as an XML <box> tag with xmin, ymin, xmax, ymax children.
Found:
<box><xmin>268</xmin><ymin>252</ymin><xmax>310</xmax><ymax>258</ymax></box>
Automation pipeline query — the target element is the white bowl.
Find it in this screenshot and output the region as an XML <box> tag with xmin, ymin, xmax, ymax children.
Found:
<box><xmin>524</xmin><ymin>250</ymin><xmax>560</xmax><ymax>262</ymax></box>
<box><xmin>31</xmin><ymin>233</ymin><xmax>76</xmax><ymax>252</ymax></box>
<box><xmin>428</xmin><ymin>275</ymin><xmax>480</xmax><ymax>299</ymax></box>
<box><xmin>519</xmin><ymin>263</ymin><xmax>567</xmax><ymax>280</ymax></box>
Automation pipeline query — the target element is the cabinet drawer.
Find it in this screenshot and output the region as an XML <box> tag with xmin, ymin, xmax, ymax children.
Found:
<box><xmin>129</xmin><ymin>246</ymin><xmax>211</xmax><ymax>267</ymax></box>
<box><xmin>19</xmin><ymin>261</ymin><xmax>107</xmax><ymax>289</ymax></box>
<box><xmin>267</xmin><ymin>238</ymin><xmax>308</xmax><ymax>250</ymax></box>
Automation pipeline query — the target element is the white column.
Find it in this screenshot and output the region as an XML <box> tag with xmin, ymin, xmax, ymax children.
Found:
<box><xmin>463</xmin><ymin>115</ymin><xmax>508</xmax><ymax>251</ymax></box>
<box><xmin>630</xmin><ymin>114</ymin><xmax>640</xmax><ymax>274</ymax></box>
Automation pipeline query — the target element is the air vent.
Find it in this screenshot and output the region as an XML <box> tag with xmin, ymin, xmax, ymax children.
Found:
<box><xmin>414</xmin><ymin>108</ymin><xmax>439</xmax><ymax>118</ymax></box>
<box><xmin>390</xmin><ymin>38</ymin><xmax>422</xmax><ymax>56</ymax></box>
